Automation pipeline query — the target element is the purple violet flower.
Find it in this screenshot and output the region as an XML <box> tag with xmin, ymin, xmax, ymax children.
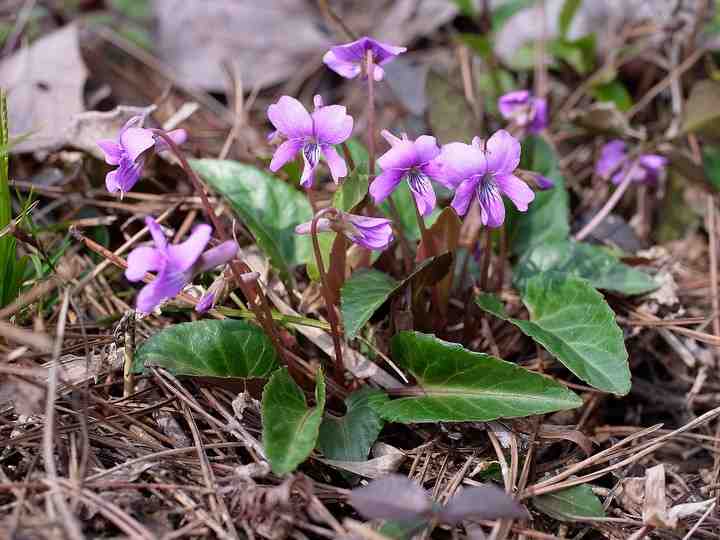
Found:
<box><xmin>97</xmin><ymin>116</ymin><xmax>187</xmax><ymax>196</ymax></box>
<box><xmin>295</xmin><ymin>212</ymin><xmax>394</xmax><ymax>251</ymax></box>
<box><xmin>323</xmin><ymin>37</ymin><xmax>406</xmax><ymax>81</ymax></box>
<box><xmin>427</xmin><ymin>130</ymin><xmax>534</xmax><ymax>227</ymax></box>
<box><xmin>125</xmin><ymin>217</ymin><xmax>238</xmax><ymax>314</ymax></box>
<box><xmin>498</xmin><ymin>90</ymin><xmax>548</xmax><ymax>134</ymax></box>
<box><xmin>268</xmin><ymin>95</ymin><xmax>353</xmax><ymax>187</ymax></box>
<box><xmin>596</xmin><ymin>140</ymin><xmax>667</xmax><ymax>186</ymax></box>
<box><xmin>369</xmin><ymin>130</ymin><xmax>441</xmax><ymax>216</ymax></box>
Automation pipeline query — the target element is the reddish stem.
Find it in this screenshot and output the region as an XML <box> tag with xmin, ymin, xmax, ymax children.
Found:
<box><xmin>310</xmin><ymin>207</ymin><xmax>345</xmax><ymax>383</ymax></box>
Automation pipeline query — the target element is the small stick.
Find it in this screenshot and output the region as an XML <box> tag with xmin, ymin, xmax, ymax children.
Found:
<box><xmin>311</xmin><ymin>208</ymin><xmax>345</xmax><ymax>383</ymax></box>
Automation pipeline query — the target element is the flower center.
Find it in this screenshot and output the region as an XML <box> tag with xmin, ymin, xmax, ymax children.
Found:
<box><xmin>303</xmin><ymin>142</ymin><xmax>321</xmax><ymax>167</ymax></box>
<box><xmin>407</xmin><ymin>169</ymin><xmax>431</xmax><ymax>195</ymax></box>
<box><xmin>477</xmin><ymin>174</ymin><xmax>498</xmax><ymax>205</ymax></box>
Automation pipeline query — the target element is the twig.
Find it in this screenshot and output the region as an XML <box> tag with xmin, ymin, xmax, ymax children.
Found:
<box><xmin>316</xmin><ymin>0</ymin><xmax>357</xmax><ymax>40</ymax></box>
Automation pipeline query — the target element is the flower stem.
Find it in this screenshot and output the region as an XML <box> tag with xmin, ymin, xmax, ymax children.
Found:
<box><xmin>479</xmin><ymin>227</ymin><xmax>492</xmax><ymax>291</ymax></box>
<box><xmin>310</xmin><ymin>207</ymin><xmax>345</xmax><ymax>383</ymax></box>
<box><xmin>574</xmin><ymin>159</ymin><xmax>639</xmax><ymax>242</ymax></box>
<box><xmin>365</xmin><ymin>50</ymin><xmax>376</xmax><ymax>179</ymax></box>
<box><xmin>151</xmin><ymin>129</ymin><xmax>286</xmax><ymax>363</ymax></box>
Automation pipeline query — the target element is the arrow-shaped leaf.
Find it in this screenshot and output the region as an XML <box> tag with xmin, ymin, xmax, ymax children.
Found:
<box><xmin>477</xmin><ymin>273</ymin><xmax>631</xmax><ymax>395</ymax></box>
<box><xmin>374</xmin><ymin>332</ymin><xmax>582</xmax><ymax>423</ymax></box>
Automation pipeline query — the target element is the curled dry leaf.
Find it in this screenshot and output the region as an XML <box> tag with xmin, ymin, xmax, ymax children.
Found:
<box><xmin>350</xmin><ymin>475</ymin><xmax>432</xmax><ymax>522</ymax></box>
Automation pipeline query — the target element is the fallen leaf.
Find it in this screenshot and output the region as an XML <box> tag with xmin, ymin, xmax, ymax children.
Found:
<box><xmin>153</xmin><ymin>0</ymin><xmax>332</xmax><ymax>92</ymax></box>
<box><xmin>153</xmin><ymin>0</ymin><xmax>458</xmax><ymax>92</ymax></box>
<box><xmin>66</xmin><ymin>105</ymin><xmax>156</xmax><ymax>160</ymax></box>
<box><xmin>1</xmin><ymin>23</ymin><xmax>88</xmax><ymax>153</ymax></box>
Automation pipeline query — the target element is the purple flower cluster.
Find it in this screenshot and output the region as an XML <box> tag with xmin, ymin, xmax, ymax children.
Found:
<box><xmin>97</xmin><ymin>37</ymin><xmax>549</xmax><ymax>313</ymax></box>
<box><xmin>98</xmin><ymin>116</ymin><xmax>186</xmax><ymax>196</ymax></box>
<box><xmin>596</xmin><ymin>140</ymin><xmax>667</xmax><ymax>186</ymax></box>
<box><xmin>428</xmin><ymin>130</ymin><xmax>535</xmax><ymax>226</ymax></box>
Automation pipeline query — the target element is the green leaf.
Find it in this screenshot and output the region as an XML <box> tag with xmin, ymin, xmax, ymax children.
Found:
<box><xmin>451</xmin><ymin>0</ymin><xmax>475</xmax><ymax>16</ymax></box>
<box><xmin>507</xmin><ymin>136</ymin><xmax>570</xmax><ymax>254</ymax></box>
<box><xmin>558</xmin><ymin>0</ymin><xmax>582</xmax><ymax>37</ymax></box>
<box><xmin>262</xmin><ymin>368</ymin><xmax>326</xmax><ymax>474</ymax></box>
<box><xmin>0</xmin><ymin>89</ymin><xmax>21</xmax><ymax>307</ymax></box>
<box><xmin>340</xmin><ymin>255</ymin><xmax>453</xmax><ymax>339</ymax></box>
<box><xmin>134</xmin><ymin>320</ymin><xmax>280</xmax><ymax>377</ymax></box>
<box><xmin>477</xmin><ymin>274</ymin><xmax>631</xmax><ymax>395</ymax></box>
<box><xmin>317</xmin><ymin>388</ymin><xmax>388</xmax><ymax>461</ymax></box>
<box><xmin>191</xmin><ymin>159</ymin><xmax>313</xmax><ymax>278</ymax></box>
<box><xmin>550</xmin><ymin>35</ymin><xmax>596</xmax><ymax>75</ymax></box>
<box><xmin>702</xmin><ymin>145</ymin><xmax>720</xmax><ymax>191</ymax></box>
<box><xmin>514</xmin><ymin>241</ymin><xmax>658</xmax><ymax>295</ymax></box>
<box><xmin>333</xmin><ymin>166</ymin><xmax>369</xmax><ymax>213</ymax></box>
<box><xmin>533</xmin><ymin>484</ymin><xmax>605</xmax><ymax>522</ymax></box>
<box><xmin>375</xmin><ymin>332</ymin><xmax>582</xmax><ymax>423</ymax></box>
<box><xmin>590</xmin><ymin>80</ymin><xmax>632</xmax><ymax>112</ymax></box>
<box><xmin>341</xmin><ymin>269</ymin><xmax>399</xmax><ymax>339</ymax></box>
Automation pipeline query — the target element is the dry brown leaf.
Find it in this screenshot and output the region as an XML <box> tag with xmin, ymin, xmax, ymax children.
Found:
<box><xmin>643</xmin><ymin>464</ymin><xmax>674</xmax><ymax>528</ymax></box>
<box><xmin>1</xmin><ymin>23</ymin><xmax>88</xmax><ymax>153</ymax></box>
<box><xmin>153</xmin><ymin>0</ymin><xmax>332</xmax><ymax>92</ymax></box>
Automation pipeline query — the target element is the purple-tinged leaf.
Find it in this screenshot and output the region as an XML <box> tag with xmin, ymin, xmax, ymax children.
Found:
<box><xmin>350</xmin><ymin>475</ymin><xmax>432</xmax><ymax>522</ymax></box>
<box><xmin>439</xmin><ymin>485</ymin><xmax>530</xmax><ymax>525</ymax></box>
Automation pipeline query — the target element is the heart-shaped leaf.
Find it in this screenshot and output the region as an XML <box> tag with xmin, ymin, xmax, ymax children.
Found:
<box><xmin>317</xmin><ymin>388</ymin><xmax>388</xmax><ymax>462</ymax></box>
<box><xmin>507</xmin><ymin>135</ymin><xmax>570</xmax><ymax>254</ymax></box>
<box><xmin>477</xmin><ymin>274</ymin><xmax>631</xmax><ymax>394</ymax></box>
<box><xmin>133</xmin><ymin>320</ymin><xmax>279</xmax><ymax>377</ymax></box>
<box><xmin>514</xmin><ymin>240</ymin><xmax>657</xmax><ymax>295</ymax></box>
<box><xmin>262</xmin><ymin>367</ymin><xmax>325</xmax><ymax>474</ymax></box>
<box><xmin>533</xmin><ymin>484</ymin><xmax>605</xmax><ymax>522</ymax></box>
<box><xmin>375</xmin><ymin>332</ymin><xmax>582</xmax><ymax>423</ymax></box>
<box><xmin>191</xmin><ymin>159</ymin><xmax>312</xmax><ymax>278</ymax></box>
